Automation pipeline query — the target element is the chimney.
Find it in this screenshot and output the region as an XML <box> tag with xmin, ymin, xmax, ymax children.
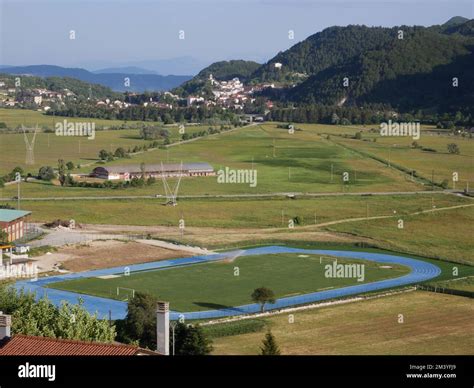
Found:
<box><xmin>156</xmin><ymin>302</ymin><xmax>169</xmax><ymax>355</ymax></box>
<box><xmin>0</xmin><ymin>312</ymin><xmax>12</xmax><ymax>340</ymax></box>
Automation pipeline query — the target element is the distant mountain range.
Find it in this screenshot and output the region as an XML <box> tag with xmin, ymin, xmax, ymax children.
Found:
<box><xmin>0</xmin><ymin>65</ymin><xmax>192</xmax><ymax>92</ymax></box>
<box><xmin>2</xmin><ymin>16</ymin><xmax>472</xmax><ymax>114</ymax></box>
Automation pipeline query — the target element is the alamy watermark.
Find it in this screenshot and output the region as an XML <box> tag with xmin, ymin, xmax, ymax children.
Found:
<box><xmin>0</xmin><ymin>262</ymin><xmax>39</xmax><ymax>281</ymax></box>
<box><xmin>55</xmin><ymin>119</ymin><xmax>95</xmax><ymax>140</ymax></box>
<box><xmin>380</xmin><ymin>120</ymin><xmax>420</xmax><ymax>140</ymax></box>
<box><xmin>217</xmin><ymin>167</ymin><xmax>257</xmax><ymax>187</ymax></box>
<box><xmin>324</xmin><ymin>259</ymin><xmax>365</xmax><ymax>282</ymax></box>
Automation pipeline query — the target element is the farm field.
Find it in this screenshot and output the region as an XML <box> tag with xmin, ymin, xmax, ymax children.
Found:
<box><xmin>210</xmin><ymin>291</ymin><xmax>474</xmax><ymax>355</ymax></box>
<box><xmin>48</xmin><ymin>253</ymin><xmax>410</xmax><ymax>312</ymax></box>
<box><xmin>0</xmin><ymin>125</ymin><xmax>213</xmax><ymax>176</ymax></box>
<box><xmin>333</xmin><ymin>134</ymin><xmax>474</xmax><ymax>189</ymax></box>
<box><xmin>326</xmin><ymin>205</ymin><xmax>474</xmax><ymax>265</ymax></box>
<box><xmin>428</xmin><ymin>276</ymin><xmax>474</xmax><ymax>292</ymax></box>
<box><xmin>0</xmin><ymin>129</ymin><xmax>149</xmax><ymax>174</ymax></box>
<box><xmin>3</xmin><ymin>122</ymin><xmax>472</xmax><ymax>198</ymax></box>
<box><xmin>1</xmin><ymin>123</ymin><xmax>427</xmax><ymax>195</ymax></box>
<box><xmin>2</xmin><ymin>193</ymin><xmax>470</xmax><ymax>228</ymax></box>
<box><xmin>0</xmin><ymin>108</ymin><xmax>146</xmax><ymax>130</ymax></box>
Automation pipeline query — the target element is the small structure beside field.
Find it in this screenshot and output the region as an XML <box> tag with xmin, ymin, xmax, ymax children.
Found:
<box><xmin>0</xmin><ymin>209</ymin><xmax>31</xmax><ymax>242</ymax></box>
<box><xmin>91</xmin><ymin>162</ymin><xmax>215</xmax><ymax>180</ymax></box>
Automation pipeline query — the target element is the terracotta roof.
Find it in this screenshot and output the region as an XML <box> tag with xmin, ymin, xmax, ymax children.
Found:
<box><xmin>0</xmin><ymin>335</ymin><xmax>157</xmax><ymax>356</ymax></box>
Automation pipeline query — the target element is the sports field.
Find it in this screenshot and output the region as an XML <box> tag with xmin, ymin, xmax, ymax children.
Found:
<box><xmin>48</xmin><ymin>253</ymin><xmax>410</xmax><ymax>312</ymax></box>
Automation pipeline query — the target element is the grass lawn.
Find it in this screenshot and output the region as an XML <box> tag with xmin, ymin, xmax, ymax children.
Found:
<box><xmin>47</xmin><ymin>253</ymin><xmax>410</xmax><ymax>312</ymax></box>
<box><xmin>210</xmin><ymin>291</ymin><xmax>474</xmax><ymax>355</ymax></box>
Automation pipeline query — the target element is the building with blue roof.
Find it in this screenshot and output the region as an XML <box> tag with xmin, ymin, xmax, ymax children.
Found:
<box><xmin>0</xmin><ymin>209</ymin><xmax>31</xmax><ymax>242</ymax></box>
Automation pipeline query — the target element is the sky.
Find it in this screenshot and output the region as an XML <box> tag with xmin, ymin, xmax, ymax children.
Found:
<box><xmin>0</xmin><ymin>0</ymin><xmax>473</xmax><ymax>74</ymax></box>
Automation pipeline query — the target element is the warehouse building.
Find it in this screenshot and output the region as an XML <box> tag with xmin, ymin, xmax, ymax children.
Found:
<box><xmin>91</xmin><ymin>162</ymin><xmax>215</xmax><ymax>180</ymax></box>
<box><xmin>0</xmin><ymin>209</ymin><xmax>31</xmax><ymax>242</ymax></box>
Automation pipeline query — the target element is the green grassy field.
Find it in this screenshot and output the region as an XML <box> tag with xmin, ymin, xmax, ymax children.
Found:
<box><xmin>0</xmin><ymin>129</ymin><xmax>149</xmax><ymax>174</ymax></box>
<box><xmin>326</xmin><ymin>205</ymin><xmax>474</xmax><ymax>265</ymax></box>
<box><xmin>48</xmin><ymin>253</ymin><xmax>410</xmax><ymax>312</ymax></box>
<box><xmin>427</xmin><ymin>276</ymin><xmax>474</xmax><ymax>292</ymax></box>
<box><xmin>0</xmin><ymin>108</ymin><xmax>146</xmax><ymax>129</ymax></box>
<box><xmin>333</xmin><ymin>134</ymin><xmax>474</xmax><ymax>189</ymax></box>
<box><xmin>1</xmin><ymin>123</ymin><xmax>425</xmax><ymax>194</ymax></box>
<box><xmin>2</xmin><ymin>193</ymin><xmax>469</xmax><ymax>228</ymax></box>
<box><xmin>210</xmin><ymin>291</ymin><xmax>474</xmax><ymax>355</ymax></box>
<box><xmin>0</xmin><ymin>124</ymin><xmax>213</xmax><ymax>175</ymax></box>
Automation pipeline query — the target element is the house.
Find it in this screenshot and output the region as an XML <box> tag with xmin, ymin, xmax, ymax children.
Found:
<box><xmin>91</xmin><ymin>162</ymin><xmax>215</xmax><ymax>180</ymax></box>
<box><xmin>186</xmin><ymin>96</ymin><xmax>205</xmax><ymax>106</ymax></box>
<box><xmin>0</xmin><ymin>209</ymin><xmax>31</xmax><ymax>242</ymax></box>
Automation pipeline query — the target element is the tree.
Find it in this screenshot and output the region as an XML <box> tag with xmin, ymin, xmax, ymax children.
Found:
<box><xmin>173</xmin><ymin>322</ymin><xmax>213</xmax><ymax>355</ymax></box>
<box><xmin>251</xmin><ymin>287</ymin><xmax>276</xmax><ymax>312</ymax></box>
<box><xmin>57</xmin><ymin>159</ymin><xmax>66</xmax><ymax>186</ymax></box>
<box><xmin>447</xmin><ymin>143</ymin><xmax>460</xmax><ymax>154</ymax></box>
<box><xmin>38</xmin><ymin>166</ymin><xmax>56</xmax><ymax>181</ymax></box>
<box><xmin>118</xmin><ymin>292</ymin><xmax>157</xmax><ymax>349</ymax></box>
<box><xmin>66</xmin><ymin>161</ymin><xmax>75</xmax><ymax>171</ymax></box>
<box><xmin>98</xmin><ymin>149</ymin><xmax>110</xmax><ymax>160</ymax></box>
<box><xmin>0</xmin><ymin>286</ymin><xmax>115</xmax><ymax>343</ymax></box>
<box><xmin>0</xmin><ymin>230</ymin><xmax>8</xmax><ymax>244</ymax></box>
<box><xmin>260</xmin><ymin>330</ymin><xmax>281</xmax><ymax>355</ymax></box>
<box><xmin>114</xmin><ymin>147</ymin><xmax>127</xmax><ymax>158</ymax></box>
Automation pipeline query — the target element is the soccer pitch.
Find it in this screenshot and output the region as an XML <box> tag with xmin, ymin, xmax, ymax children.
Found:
<box><xmin>48</xmin><ymin>253</ymin><xmax>410</xmax><ymax>312</ymax></box>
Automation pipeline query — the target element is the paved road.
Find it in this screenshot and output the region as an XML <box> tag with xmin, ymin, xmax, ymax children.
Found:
<box><xmin>15</xmin><ymin>246</ymin><xmax>441</xmax><ymax>320</ymax></box>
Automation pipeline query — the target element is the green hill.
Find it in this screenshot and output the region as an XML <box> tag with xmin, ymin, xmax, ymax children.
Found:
<box><xmin>250</xmin><ymin>18</ymin><xmax>474</xmax><ymax>114</ymax></box>
<box><xmin>0</xmin><ymin>73</ymin><xmax>121</xmax><ymax>99</ymax></box>
<box><xmin>287</xmin><ymin>26</ymin><xmax>473</xmax><ymax>110</ymax></box>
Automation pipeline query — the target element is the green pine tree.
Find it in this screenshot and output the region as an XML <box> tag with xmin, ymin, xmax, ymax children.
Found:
<box><xmin>260</xmin><ymin>330</ymin><xmax>281</xmax><ymax>355</ymax></box>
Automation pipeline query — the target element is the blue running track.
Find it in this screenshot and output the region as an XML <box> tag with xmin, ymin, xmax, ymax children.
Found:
<box><xmin>14</xmin><ymin>246</ymin><xmax>441</xmax><ymax>320</ymax></box>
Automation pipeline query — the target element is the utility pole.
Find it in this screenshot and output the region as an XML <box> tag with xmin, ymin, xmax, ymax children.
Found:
<box><xmin>288</xmin><ymin>167</ymin><xmax>291</xmax><ymax>181</ymax></box>
<box><xmin>330</xmin><ymin>163</ymin><xmax>334</xmax><ymax>183</ymax></box>
<box><xmin>17</xmin><ymin>177</ymin><xmax>20</xmax><ymax>210</ymax></box>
